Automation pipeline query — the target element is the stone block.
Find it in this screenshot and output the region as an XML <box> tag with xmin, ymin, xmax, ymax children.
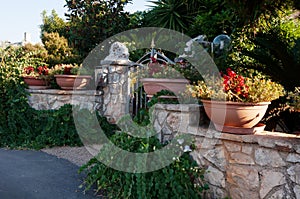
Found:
<box><xmin>294</xmin><ymin>185</ymin><xmax>300</xmax><ymax>199</ymax></box>
<box><xmin>229</xmin><ymin>152</ymin><xmax>255</xmax><ymax>165</ymax></box>
<box><xmin>229</xmin><ymin>187</ymin><xmax>259</xmax><ymax>199</ymax></box>
<box><xmin>268</xmin><ymin>188</ymin><xmax>285</xmax><ymax>199</ymax></box>
<box><xmin>205</xmin><ymin>166</ymin><xmax>225</xmax><ymax>188</ymax></box>
<box><xmin>259</xmin><ymin>170</ymin><xmax>286</xmax><ymax>199</ymax></box>
<box><xmin>156</xmin><ymin>111</ymin><xmax>168</xmax><ymax>125</ymax></box>
<box><xmin>287</xmin><ymin>164</ymin><xmax>300</xmax><ymax>184</ymax></box>
<box><xmin>203</xmin><ymin>146</ymin><xmax>226</xmax><ymax>171</ymax></box>
<box><xmin>161</xmin><ymin>126</ymin><xmax>172</xmax><ymax>135</ymax></box>
<box><xmin>205</xmin><ymin>186</ymin><xmax>227</xmax><ymax>199</ymax></box>
<box><xmin>227</xmin><ymin>165</ymin><xmax>259</xmax><ymax>191</ymax></box>
<box><xmin>224</xmin><ymin>141</ymin><xmax>241</xmax><ymax>152</ymax></box>
<box><xmin>242</xmin><ymin>145</ymin><xmax>253</xmax><ymax>155</ymax></box>
<box><xmin>255</xmin><ymin>148</ymin><xmax>286</xmax><ymax>167</ymax></box>
<box><xmin>287</xmin><ymin>154</ymin><xmax>300</xmax><ymax>163</ymax></box>
<box><xmin>257</xmin><ymin>137</ymin><xmax>276</xmax><ymax>148</ymax></box>
<box><xmin>166</xmin><ymin>113</ymin><xmax>180</xmax><ymax>131</ymax></box>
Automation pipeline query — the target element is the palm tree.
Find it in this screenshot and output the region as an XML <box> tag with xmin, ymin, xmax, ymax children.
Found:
<box><xmin>146</xmin><ymin>0</ymin><xmax>192</xmax><ymax>32</ymax></box>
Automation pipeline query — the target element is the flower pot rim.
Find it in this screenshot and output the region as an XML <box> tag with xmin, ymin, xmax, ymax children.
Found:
<box><xmin>54</xmin><ymin>74</ymin><xmax>92</xmax><ymax>78</ymax></box>
<box><xmin>22</xmin><ymin>76</ymin><xmax>44</xmax><ymax>80</ymax></box>
<box><xmin>201</xmin><ymin>99</ymin><xmax>271</xmax><ymax>106</ymax></box>
<box><xmin>140</xmin><ymin>77</ymin><xmax>189</xmax><ymax>83</ymax></box>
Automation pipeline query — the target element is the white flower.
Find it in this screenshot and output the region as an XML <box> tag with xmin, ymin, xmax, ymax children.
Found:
<box><xmin>183</xmin><ymin>145</ymin><xmax>192</xmax><ymax>152</ymax></box>
<box><xmin>177</xmin><ymin>139</ymin><xmax>184</xmax><ymax>145</ymax></box>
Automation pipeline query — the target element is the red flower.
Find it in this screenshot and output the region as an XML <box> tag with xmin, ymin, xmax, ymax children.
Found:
<box><xmin>23</xmin><ymin>65</ymin><xmax>49</xmax><ymax>76</ymax></box>
<box><xmin>226</xmin><ymin>68</ymin><xmax>236</xmax><ymax>78</ymax></box>
<box><xmin>221</xmin><ymin>68</ymin><xmax>249</xmax><ymax>100</ymax></box>
<box><xmin>150</xmin><ymin>56</ymin><xmax>157</xmax><ymax>63</ymax></box>
<box><xmin>24</xmin><ymin>66</ymin><xmax>35</xmax><ymax>75</ymax></box>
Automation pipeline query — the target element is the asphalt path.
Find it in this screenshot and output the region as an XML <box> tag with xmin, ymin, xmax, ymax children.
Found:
<box><xmin>0</xmin><ymin>148</ymin><xmax>98</xmax><ymax>199</ymax></box>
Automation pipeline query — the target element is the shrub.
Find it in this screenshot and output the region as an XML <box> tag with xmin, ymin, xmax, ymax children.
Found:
<box><xmin>0</xmin><ymin>46</ymin><xmax>116</xmax><ymax>149</ymax></box>
<box><xmin>79</xmin><ymin>133</ymin><xmax>208</xmax><ymax>198</ymax></box>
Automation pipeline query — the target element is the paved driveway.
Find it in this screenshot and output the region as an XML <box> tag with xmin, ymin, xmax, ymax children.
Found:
<box><xmin>0</xmin><ymin>148</ymin><xmax>97</xmax><ymax>199</ymax></box>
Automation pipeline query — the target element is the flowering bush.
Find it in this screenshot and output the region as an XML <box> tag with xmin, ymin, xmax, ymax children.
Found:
<box><xmin>187</xmin><ymin>68</ymin><xmax>285</xmax><ymax>103</ymax></box>
<box><xmin>49</xmin><ymin>63</ymin><xmax>82</xmax><ymax>75</ymax></box>
<box><xmin>22</xmin><ymin>65</ymin><xmax>49</xmax><ymax>79</ymax></box>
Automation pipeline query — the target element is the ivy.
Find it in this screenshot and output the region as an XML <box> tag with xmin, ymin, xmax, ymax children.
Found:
<box><xmin>0</xmin><ymin>46</ymin><xmax>117</xmax><ymax>149</ymax></box>
<box><xmin>79</xmin><ymin>133</ymin><xmax>209</xmax><ymax>198</ymax></box>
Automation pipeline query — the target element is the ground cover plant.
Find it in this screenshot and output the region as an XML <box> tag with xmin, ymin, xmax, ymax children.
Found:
<box><xmin>79</xmin><ymin>132</ymin><xmax>209</xmax><ymax>199</ymax></box>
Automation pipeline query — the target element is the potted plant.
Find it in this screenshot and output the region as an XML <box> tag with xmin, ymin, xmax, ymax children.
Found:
<box><xmin>187</xmin><ymin>68</ymin><xmax>285</xmax><ymax>134</ymax></box>
<box><xmin>22</xmin><ymin>65</ymin><xmax>50</xmax><ymax>89</ymax></box>
<box><xmin>132</xmin><ymin>57</ymin><xmax>196</xmax><ymax>97</ymax></box>
<box><xmin>50</xmin><ymin>64</ymin><xmax>92</xmax><ymax>90</ymax></box>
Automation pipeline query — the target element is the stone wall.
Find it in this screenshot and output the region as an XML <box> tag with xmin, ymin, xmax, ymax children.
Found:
<box><xmin>153</xmin><ymin>103</ymin><xmax>300</xmax><ymax>199</ymax></box>
<box><xmin>27</xmin><ymin>89</ymin><xmax>97</xmax><ymax>110</ymax></box>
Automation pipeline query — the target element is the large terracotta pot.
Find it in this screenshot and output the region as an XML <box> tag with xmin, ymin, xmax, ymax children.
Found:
<box><xmin>201</xmin><ymin>100</ymin><xmax>270</xmax><ymax>134</ymax></box>
<box><xmin>140</xmin><ymin>78</ymin><xmax>189</xmax><ymax>96</ymax></box>
<box><xmin>54</xmin><ymin>75</ymin><xmax>92</xmax><ymax>90</ymax></box>
<box><xmin>23</xmin><ymin>76</ymin><xmax>49</xmax><ymax>89</ymax></box>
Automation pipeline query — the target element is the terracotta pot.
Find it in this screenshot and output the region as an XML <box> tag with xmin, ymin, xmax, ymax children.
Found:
<box><xmin>140</xmin><ymin>78</ymin><xmax>189</xmax><ymax>96</ymax></box>
<box><xmin>23</xmin><ymin>76</ymin><xmax>49</xmax><ymax>89</ymax></box>
<box><xmin>201</xmin><ymin>100</ymin><xmax>270</xmax><ymax>134</ymax></box>
<box><xmin>54</xmin><ymin>75</ymin><xmax>92</xmax><ymax>90</ymax></box>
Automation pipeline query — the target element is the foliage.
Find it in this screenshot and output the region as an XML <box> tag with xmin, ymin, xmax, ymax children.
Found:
<box><xmin>0</xmin><ymin>46</ymin><xmax>80</xmax><ymax>149</ymax></box>
<box><xmin>40</xmin><ymin>9</ymin><xmax>70</xmax><ymax>41</ymax></box>
<box><xmin>22</xmin><ymin>43</ymin><xmax>48</xmax><ymax>61</ymax></box>
<box><xmin>241</xmin><ymin>21</ymin><xmax>300</xmax><ymax>91</ymax></box>
<box><xmin>48</xmin><ymin>63</ymin><xmax>91</xmax><ymax>89</ymax></box>
<box><xmin>0</xmin><ymin>46</ymin><xmax>119</xmax><ymax>149</ymax></box>
<box><xmin>188</xmin><ymin>0</ymin><xmax>236</xmax><ymax>39</ymax></box>
<box><xmin>42</xmin><ymin>32</ymin><xmax>79</xmax><ymax>66</ymax></box>
<box><xmin>287</xmin><ymin>87</ymin><xmax>300</xmax><ymax>110</ymax></box>
<box><xmin>79</xmin><ymin>132</ymin><xmax>208</xmax><ymax>198</ymax></box>
<box><xmin>146</xmin><ymin>0</ymin><xmax>193</xmax><ymax>33</ymax></box>
<box><xmin>187</xmin><ymin>68</ymin><xmax>285</xmax><ymax>102</ymax></box>
<box><xmin>127</xmin><ymin>11</ymin><xmax>148</xmax><ymax>29</ymax></box>
<box><xmin>64</xmin><ymin>0</ymin><xmax>132</xmax><ymax>58</ymax></box>
<box><xmin>224</xmin><ymin>0</ymin><xmax>298</xmax><ymax>27</ymax></box>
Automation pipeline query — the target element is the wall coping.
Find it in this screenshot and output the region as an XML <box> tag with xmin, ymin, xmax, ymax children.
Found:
<box><xmin>27</xmin><ymin>89</ymin><xmax>99</xmax><ymax>96</ymax></box>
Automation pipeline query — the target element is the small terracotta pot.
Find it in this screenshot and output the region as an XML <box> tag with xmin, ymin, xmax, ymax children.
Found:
<box><xmin>140</xmin><ymin>78</ymin><xmax>189</xmax><ymax>96</ymax></box>
<box><xmin>54</xmin><ymin>75</ymin><xmax>92</xmax><ymax>90</ymax></box>
<box><xmin>202</xmin><ymin>100</ymin><xmax>270</xmax><ymax>134</ymax></box>
<box><xmin>23</xmin><ymin>76</ymin><xmax>49</xmax><ymax>89</ymax></box>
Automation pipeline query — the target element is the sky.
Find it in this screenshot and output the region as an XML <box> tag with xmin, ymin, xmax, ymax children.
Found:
<box><xmin>0</xmin><ymin>0</ymin><xmax>152</xmax><ymax>44</ymax></box>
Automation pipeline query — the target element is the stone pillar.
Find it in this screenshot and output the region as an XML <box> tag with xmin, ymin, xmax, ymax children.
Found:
<box><xmin>96</xmin><ymin>42</ymin><xmax>132</xmax><ymax>123</ymax></box>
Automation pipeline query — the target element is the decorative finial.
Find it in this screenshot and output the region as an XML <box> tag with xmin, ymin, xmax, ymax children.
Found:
<box><xmin>151</xmin><ymin>38</ymin><xmax>155</xmax><ymax>48</ymax></box>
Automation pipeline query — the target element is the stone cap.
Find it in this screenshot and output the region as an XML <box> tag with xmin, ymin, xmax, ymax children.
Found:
<box><xmin>99</xmin><ymin>59</ymin><xmax>135</xmax><ymax>66</ymax></box>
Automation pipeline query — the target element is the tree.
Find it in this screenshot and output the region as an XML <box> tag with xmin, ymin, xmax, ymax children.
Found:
<box><xmin>40</xmin><ymin>10</ymin><xmax>69</xmax><ymax>42</ymax></box>
<box><xmin>42</xmin><ymin>32</ymin><xmax>78</xmax><ymax>66</ymax></box>
<box><xmin>187</xmin><ymin>0</ymin><xmax>236</xmax><ymax>39</ymax></box>
<box><xmin>242</xmin><ymin>18</ymin><xmax>300</xmax><ymax>90</ymax></box>
<box><xmin>65</xmin><ymin>0</ymin><xmax>132</xmax><ymax>58</ymax></box>
<box><xmin>225</xmin><ymin>0</ymin><xmax>299</xmax><ymax>27</ymax></box>
<box><xmin>146</xmin><ymin>0</ymin><xmax>192</xmax><ymax>33</ymax></box>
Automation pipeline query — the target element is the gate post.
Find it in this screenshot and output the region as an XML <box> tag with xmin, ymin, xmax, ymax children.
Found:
<box><xmin>95</xmin><ymin>42</ymin><xmax>132</xmax><ymax>123</ymax></box>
